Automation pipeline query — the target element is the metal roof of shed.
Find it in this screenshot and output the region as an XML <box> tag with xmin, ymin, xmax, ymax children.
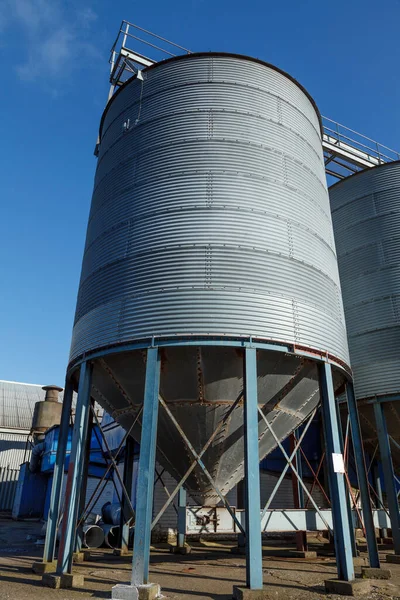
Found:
<box><xmin>0</xmin><ymin>380</ymin><xmax>63</xmax><ymax>431</ymax></box>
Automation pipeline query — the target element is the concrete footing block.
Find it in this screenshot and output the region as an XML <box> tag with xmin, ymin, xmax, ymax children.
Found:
<box><xmin>32</xmin><ymin>561</ymin><xmax>57</xmax><ymax>575</ymax></box>
<box><xmin>112</xmin><ymin>583</ymin><xmax>161</xmax><ymax>600</ymax></box>
<box><xmin>72</xmin><ymin>551</ymin><xmax>85</xmax><ymax>563</ymax></box>
<box><xmin>42</xmin><ymin>574</ymin><xmax>61</xmax><ymax>589</ymax></box>
<box><xmin>325</xmin><ymin>579</ymin><xmax>371</xmax><ymax>596</ymax></box>
<box><xmin>170</xmin><ymin>544</ymin><xmax>192</xmax><ymax>555</ymax></box>
<box><xmin>41</xmin><ymin>572</ymin><xmax>85</xmax><ymax>589</ymax></box>
<box><xmin>138</xmin><ymin>583</ymin><xmax>161</xmax><ymax>600</ymax></box>
<box><xmin>386</xmin><ymin>554</ymin><xmax>400</xmax><ymax>564</ymax></box>
<box><xmin>361</xmin><ymin>567</ymin><xmax>391</xmax><ymax>580</ymax></box>
<box><xmin>232</xmin><ymin>586</ymin><xmax>277</xmax><ymax>600</ymax></box>
<box><xmin>60</xmin><ymin>573</ymin><xmax>85</xmax><ymax>588</ymax></box>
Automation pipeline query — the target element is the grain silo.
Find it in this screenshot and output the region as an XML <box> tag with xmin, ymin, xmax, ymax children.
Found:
<box><xmin>330</xmin><ymin>161</ymin><xmax>400</xmax><ymax>554</ymax></box>
<box><xmin>41</xmin><ymin>50</ymin><xmax>361</xmax><ymax>593</ymax></box>
<box><xmin>68</xmin><ymin>53</ymin><xmax>350</xmax><ymax>504</ymax></box>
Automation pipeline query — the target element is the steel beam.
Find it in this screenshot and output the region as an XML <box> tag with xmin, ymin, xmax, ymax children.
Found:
<box><xmin>373</xmin><ymin>402</ymin><xmax>400</xmax><ymax>554</ymax></box>
<box><xmin>119</xmin><ymin>436</ymin><xmax>136</xmax><ymax>553</ymax></box>
<box><xmin>56</xmin><ymin>362</ymin><xmax>92</xmax><ymax>574</ymax></box>
<box><xmin>67</xmin><ymin>336</ymin><xmax>349</xmax><ymax>378</ymax></box>
<box><xmin>346</xmin><ymin>383</ymin><xmax>380</xmax><ymax>567</ymax></box>
<box><xmin>319</xmin><ymin>362</ymin><xmax>354</xmax><ymax>581</ymax></box>
<box><xmin>185</xmin><ymin>507</ymin><xmax>391</xmax><ymax>534</ymax></box>
<box><xmin>243</xmin><ymin>347</ymin><xmax>263</xmax><ymax>590</ymax></box>
<box><xmin>177</xmin><ymin>487</ymin><xmax>187</xmax><ymax>548</ymax></box>
<box><xmin>42</xmin><ymin>380</ymin><xmax>74</xmax><ymax>563</ymax></box>
<box><xmin>131</xmin><ymin>347</ymin><xmax>161</xmax><ymax>586</ymax></box>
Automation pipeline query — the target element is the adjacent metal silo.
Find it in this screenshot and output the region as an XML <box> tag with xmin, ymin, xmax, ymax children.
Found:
<box><xmin>69</xmin><ymin>53</ymin><xmax>350</xmax><ymax>505</ymax></box>
<box><xmin>330</xmin><ymin>161</ymin><xmax>400</xmax><ymax>465</ymax></box>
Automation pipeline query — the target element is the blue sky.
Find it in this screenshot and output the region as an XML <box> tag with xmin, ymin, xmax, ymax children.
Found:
<box><xmin>0</xmin><ymin>0</ymin><xmax>399</xmax><ymax>386</ymax></box>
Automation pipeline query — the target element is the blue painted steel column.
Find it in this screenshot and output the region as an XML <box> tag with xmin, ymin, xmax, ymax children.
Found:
<box><xmin>346</xmin><ymin>383</ymin><xmax>380</xmax><ymax>568</ymax></box>
<box><xmin>42</xmin><ymin>379</ymin><xmax>74</xmax><ymax>563</ymax></box>
<box><xmin>335</xmin><ymin>401</ymin><xmax>358</xmax><ymax>559</ymax></box>
<box><xmin>119</xmin><ymin>436</ymin><xmax>135</xmax><ymax>553</ymax></box>
<box><xmin>131</xmin><ymin>347</ymin><xmax>161</xmax><ymax>586</ymax></box>
<box><xmin>372</xmin><ymin>461</ymin><xmax>388</xmax><ymax>538</ymax></box>
<box><xmin>319</xmin><ymin>362</ymin><xmax>355</xmax><ymax>581</ymax></box>
<box><xmin>56</xmin><ymin>362</ymin><xmax>93</xmax><ymax>574</ymax></box>
<box><xmin>243</xmin><ymin>347</ymin><xmax>263</xmax><ymax>590</ymax></box>
<box><xmin>75</xmin><ymin>401</ymin><xmax>94</xmax><ymax>553</ymax></box>
<box><xmin>177</xmin><ymin>487</ymin><xmax>187</xmax><ymax>548</ymax></box>
<box><xmin>373</xmin><ymin>401</ymin><xmax>400</xmax><ymax>554</ymax></box>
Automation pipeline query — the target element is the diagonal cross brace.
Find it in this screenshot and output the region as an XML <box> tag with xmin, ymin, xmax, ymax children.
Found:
<box><xmin>257</xmin><ymin>407</ymin><xmax>332</xmax><ymax>532</ymax></box>
<box><xmin>304</xmin><ymin>451</ymin><xmax>326</xmax><ymax>508</ymax></box>
<box><xmin>78</xmin><ymin>408</ymin><xmax>143</xmax><ymax>526</ymax></box>
<box><xmin>152</xmin><ymin>393</ymin><xmax>244</xmax><ymax>533</ymax></box>
<box><xmin>300</xmin><ymin>448</ymin><xmax>330</xmax><ymax>506</ymax></box>
<box><xmin>155</xmin><ymin>467</ymin><xmax>178</xmax><ymax>516</ymax></box>
<box><xmin>91</xmin><ymin>406</ymin><xmax>136</xmax><ymax>520</ymax></box>
<box><xmin>261</xmin><ymin>408</ymin><xmax>316</xmax><ymax>517</ymax></box>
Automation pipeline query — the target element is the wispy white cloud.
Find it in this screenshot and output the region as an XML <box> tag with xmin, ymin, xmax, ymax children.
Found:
<box><xmin>2</xmin><ymin>0</ymin><xmax>98</xmax><ymax>82</ymax></box>
<box><xmin>13</xmin><ymin>0</ymin><xmax>61</xmax><ymax>32</ymax></box>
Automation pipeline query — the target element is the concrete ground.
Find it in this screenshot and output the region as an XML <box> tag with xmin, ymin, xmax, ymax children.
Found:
<box><xmin>0</xmin><ymin>518</ymin><xmax>399</xmax><ymax>600</ymax></box>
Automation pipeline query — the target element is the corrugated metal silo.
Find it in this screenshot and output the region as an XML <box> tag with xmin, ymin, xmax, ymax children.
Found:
<box><xmin>330</xmin><ymin>161</ymin><xmax>400</xmax><ymax>461</ymax></box>
<box><xmin>69</xmin><ymin>53</ymin><xmax>350</xmax><ymax>504</ymax></box>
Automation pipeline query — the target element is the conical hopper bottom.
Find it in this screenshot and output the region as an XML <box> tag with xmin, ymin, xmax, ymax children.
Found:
<box><xmin>90</xmin><ymin>346</ymin><xmax>345</xmax><ymax>505</ymax></box>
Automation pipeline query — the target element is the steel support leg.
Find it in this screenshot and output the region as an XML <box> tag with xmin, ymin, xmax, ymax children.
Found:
<box><xmin>42</xmin><ymin>380</ymin><xmax>74</xmax><ymax>563</ymax></box>
<box><xmin>177</xmin><ymin>487</ymin><xmax>187</xmax><ymax>548</ymax></box>
<box><xmin>56</xmin><ymin>362</ymin><xmax>92</xmax><ymax>574</ymax></box>
<box><xmin>373</xmin><ymin>402</ymin><xmax>400</xmax><ymax>554</ymax></box>
<box><xmin>319</xmin><ymin>362</ymin><xmax>355</xmax><ymax>581</ymax></box>
<box><xmin>335</xmin><ymin>404</ymin><xmax>358</xmax><ymax>558</ymax></box>
<box><xmin>346</xmin><ymin>383</ymin><xmax>380</xmax><ymax>568</ymax></box>
<box><xmin>372</xmin><ymin>461</ymin><xmax>388</xmax><ymax>538</ymax></box>
<box><xmin>131</xmin><ymin>347</ymin><xmax>161</xmax><ymax>586</ymax></box>
<box><xmin>75</xmin><ymin>401</ymin><xmax>94</xmax><ymax>553</ymax></box>
<box><xmin>243</xmin><ymin>347</ymin><xmax>263</xmax><ymax>590</ymax></box>
<box><xmin>119</xmin><ymin>436</ymin><xmax>135</xmax><ymax>553</ymax></box>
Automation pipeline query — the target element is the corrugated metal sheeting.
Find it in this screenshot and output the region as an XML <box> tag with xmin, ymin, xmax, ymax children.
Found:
<box><xmin>0</xmin><ymin>431</ymin><xmax>30</xmax><ymax>511</ymax></box>
<box><xmin>330</xmin><ymin>162</ymin><xmax>400</xmax><ymax>399</ymax></box>
<box><xmin>0</xmin><ymin>467</ymin><xmax>20</xmax><ymax>511</ymax></box>
<box><xmin>70</xmin><ymin>53</ymin><xmax>349</xmax><ymax>366</ymax></box>
<box><xmin>0</xmin><ymin>431</ymin><xmax>30</xmax><ymax>469</ymax></box>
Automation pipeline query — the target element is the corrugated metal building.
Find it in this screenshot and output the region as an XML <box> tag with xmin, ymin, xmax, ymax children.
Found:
<box><xmin>0</xmin><ymin>380</ymin><xmax>62</xmax><ymax>511</ymax></box>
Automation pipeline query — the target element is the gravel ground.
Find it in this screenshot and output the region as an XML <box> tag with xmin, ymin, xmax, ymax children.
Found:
<box><xmin>0</xmin><ymin>518</ymin><xmax>399</xmax><ymax>600</ymax></box>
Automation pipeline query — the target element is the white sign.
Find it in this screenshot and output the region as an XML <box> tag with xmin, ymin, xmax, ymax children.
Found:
<box><xmin>332</xmin><ymin>453</ymin><xmax>345</xmax><ymax>474</ymax></box>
